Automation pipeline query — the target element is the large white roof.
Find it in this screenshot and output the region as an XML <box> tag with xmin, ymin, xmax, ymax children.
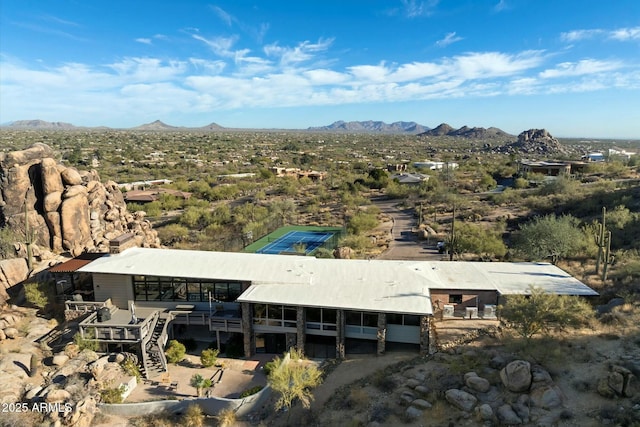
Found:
<box><xmin>79</xmin><ymin>248</ymin><xmax>597</xmax><ymax>315</ymax></box>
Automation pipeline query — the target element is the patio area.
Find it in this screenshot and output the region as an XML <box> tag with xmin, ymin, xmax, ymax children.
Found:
<box><xmin>124</xmin><ymin>354</ymin><xmax>273</xmax><ymax>402</ymax></box>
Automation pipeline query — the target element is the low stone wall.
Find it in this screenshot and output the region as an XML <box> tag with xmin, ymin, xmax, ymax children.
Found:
<box><xmin>98</xmin><ymin>385</ymin><xmax>272</xmax><ymax>418</ymax></box>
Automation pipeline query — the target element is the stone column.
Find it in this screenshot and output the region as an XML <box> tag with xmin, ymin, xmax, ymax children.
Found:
<box><xmin>336</xmin><ymin>309</ymin><xmax>346</xmax><ymax>359</ymax></box>
<box><xmin>296</xmin><ymin>306</ymin><xmax>305</xmax><ymax>354</ymax></box>
<box><xmin>419</xmin><ymin>315</ymin><xmax>430</xmax><ymax>356</ymax></box>
<box><xmin>377</xmin><ymin>313</ymin><xmax>386</xmax><ymax>355</ymax></box>
<box><xmin>241</xmin><ymin>302</ymin><xmax>255</xmax><ymax>358</ymax></box>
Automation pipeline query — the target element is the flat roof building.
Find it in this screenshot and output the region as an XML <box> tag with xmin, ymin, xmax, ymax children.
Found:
<box><xmin>70</xmin><ymin>247</ymin><xmax>597</xmax><ymax>378</ymax></box>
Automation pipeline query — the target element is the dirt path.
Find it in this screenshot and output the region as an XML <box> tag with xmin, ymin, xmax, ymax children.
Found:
<box><xmin>372</xmin><ymin>197</ymin><xmax>443</xmax><ymax>261</ymax></box>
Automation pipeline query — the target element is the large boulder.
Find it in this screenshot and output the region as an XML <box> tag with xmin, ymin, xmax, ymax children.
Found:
<box><xmin>60</xmin><ymin>187</ymin><xmax>92</xmax><ymax>255</ymax></box>
<box><xmin>465</xmin><ymin>373</ymin><xmax>491</xmax><ymax>393</ymax></box>
<box><xmin>500</xmin><ymin>360</ymin><xmax>532</xmax><ymax>392</ymax></box>
<box><xmin>41</xmin><ymin>158</ymin><xmax>64</xmax><ymax>194</ymax></box>
<box><xmin>445</xmin><ymin>389</ymin><xmax>477</xmax><ymax>412</ymax></box>
<box><xmin>0</xmin><ymin>258</ymin><xmax>29</xmax><ymax>304</ymax></box>
<box><xmin>530</xmin><ymin>385</ymin><xmax>563</xmax><ymax>409</ymax></box>
<box><xmin>497</xmin><ymin>404</ymin><xmax>522</xmax><ymax>425</ymax></box>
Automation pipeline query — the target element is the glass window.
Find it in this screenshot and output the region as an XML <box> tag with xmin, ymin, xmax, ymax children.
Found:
<box><xmin>306</xmin><ymin>307</ymin><xmax>321</xmax><ymax>323</ymax></box>
<box><xmin>268</xmin><ymin>305</ymin><xmax>282</xmax><ymax>320</ymax></box>
<box><xmin>173</xmin><ymin>278</ymin><xmax>187</xmax><ymax>301</ymax></box>
<box><xmin>202</xmin><ymin>283</ymin><xmax>215</xmax><ymax>301</ymax></box>
<box><xmin>284</xmin><ymin>307</ymin><xmax>297</xmax><ymax>321</ymax></box>
<box><xmin>253</xmin><ymin>304</ymin><xmax>266</xmax><ymax>319</ymax></box>
<box><xmin>403</xmin><ymin>315</ymin><xmax>420</xmax><ymax>326</ymax></box>
<box><xmin>363</xmin><ymin>313</ymin><xmax>378</xmax><ymax>328</ymax></box>
<box><xmin>346</xmin><ymin>311</ymin><xmax>361</xmax><ymax>325</ymax></box>
<box><xmin>134</xmin><ymin>282</ymin><xmax>147</xmax><ymax>301</ymax></box>
<box><xmin>187</xmin><ymin>282</ymin><xmax>200</xmax><ymax>301</ymax></box>
<box><xmin>323</xmin><ymin>309</ymin><xmax>337</xmax><ymax>324</ymax></box>
<box><xmin>228</xmin><ymin>283</ymin><xmax>242</xmax><ymax>301</ymax></box>
<box><xmin>449</xmin><ymin>294</ymin><xmax>463</xmax><ymax>304</ymax></box>
<box><xmin>160</xmin><ymin>280</ymin><xmax>174</xmax><ymax>301</ymax></box>
<box><xmin>214</xmin><ymin>283</ymin><xmax>228</xmax><ymax>301</ymax></box>
<box><xmin>387</xmin><ymin>313</ymin><xmax>402</xmax><ymax>324</ymax></box>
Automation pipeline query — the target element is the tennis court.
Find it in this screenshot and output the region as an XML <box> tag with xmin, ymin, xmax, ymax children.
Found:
<box><xmin>256</xmin><ymin>230</ymin><xmax>335</xmax><ymax>255</ymax></box>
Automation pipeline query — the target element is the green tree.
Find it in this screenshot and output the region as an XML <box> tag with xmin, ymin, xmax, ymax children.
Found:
<box><xmin>190</xmin><ymin>373</ymin><xmax>212</xmax><ymax>397</ymax></box>
<box><xmin>451</xmin><ymin>222</ymin><xmax>507</xmax><ymax>260</ymax></box>
<box><xmin>268</xmin><ymin>348</ymin><xmax>322</xmax><ymax>422</ymax></box>
<box><xmin>165</xmin><ymin>340</ymin><xmax>186</xmax><ymax>364</ymax></box>
<box><xmin>499</xmin><ymin>286</ymin><xmax>594</xmax><ymax>341</ymax></box>
<box><xmin>512</xmin><ymin>214</ymin><xmax>586</xmax><ymax>264</ymax></box>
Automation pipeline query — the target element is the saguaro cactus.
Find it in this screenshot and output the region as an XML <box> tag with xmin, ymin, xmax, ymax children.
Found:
<box><xmin>595</xmin><ymin>206</ymin><xmax>607</xmax><ymax>275</ymax></box>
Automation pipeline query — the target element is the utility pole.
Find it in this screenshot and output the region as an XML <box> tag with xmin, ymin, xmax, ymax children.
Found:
<box><xmin>449</xmin><ymin>202</ymin><xmax>456</xmax><ymax>261</ymax></box>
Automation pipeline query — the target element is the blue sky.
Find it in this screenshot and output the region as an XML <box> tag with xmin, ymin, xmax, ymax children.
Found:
<box><xmin>1</xmin><ymin>1</ymin><xmax>639</xmax><ymax>138</ymax></box>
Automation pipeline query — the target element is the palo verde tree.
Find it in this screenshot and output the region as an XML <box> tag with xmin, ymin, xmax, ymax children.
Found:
<box><xmin>268</xmin><ymin>348</ymin><xmax>322</xmax><ymax>423</ymax></box>
<box><xmin>499</xmin><ymin>286</ymin><xmax>594</xmax><ymax>342</ymax></box>
<box><xmin>512</xmin><ymin>214</ymin><xmax>588</xmax><ymax>264</ymax></box>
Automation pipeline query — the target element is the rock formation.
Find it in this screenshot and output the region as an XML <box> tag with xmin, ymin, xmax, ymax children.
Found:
<box><xmin>0</xmin><ymin>143</ymin><xmax>161</xmax><ymax>304</ymax></box>
<box><xmin>496</xmin><ymin>128</ymin><xmax>568</xmax><ymax>155</ymax></box>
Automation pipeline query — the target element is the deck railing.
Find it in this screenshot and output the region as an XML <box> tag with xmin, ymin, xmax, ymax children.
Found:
<box><xmin>79</xmin><ymin>309</ymin><xmax>158</xmax><ymax>343</ymax></box>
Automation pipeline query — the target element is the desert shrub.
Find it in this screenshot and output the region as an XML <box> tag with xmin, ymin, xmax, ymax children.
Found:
<box><xmin>369</xmin><ymin>403</ymin><xmax>391</xmax><ymax>423</ymax></box>
<box><xmin>200</xmin><ymin>348</ymin><xmax>219</xmax><ymax>368</ymax></box>
<box><xmin>372</xmin><ymin>371</ymin><xmax>397</xmax><ymax>392</ymax></box>
<box><xmin>347</xmin><ymin>388</ymin><xmax>370</xmax><ymax>411</ymax></box>
<box><xmin>239</xmin><ymin>385</ymin><xmax>263</xmax><ymax>398</ymax></box>
<box><xmin>165</xmin><ymin>340</ymin><xmax>186</xmax><ymax>364</ymax></box>
<box><xmin>340</xmin><ymin>234</ymin><xmax>373</xmax><ymax>251</ymax></box>
<box><xmin>0</xmin><ymin>227</ymin><xmax>18</xmax><ymax>259</ymax></box>
<box><xmin>216</xmin><ymin>408</ymin><xmax>237</xmax><ymax>427</ymax></box>
<box><xmin>73</xmin><ymin>330</ymin><xmax>99</xmax><ymax>352</ymax></box>
<box><xmin>183</xmin><ymin>404</ymin><xmax>205</xmax><ymax>427</ymax></box>
<box><xmin>100</xmin><ymin>385</ymin><xmax>125</xmax><ymax>403</ymax></box>
<box><xmin>347</xmin><ymin>210</ymin><xmax>379</xmax><ymax>234</ymax></box>
<box><xmin>24</xmin><ymin>281</ymin><xmax>53</xmax><ymax>309</ymax></box>
<box><xmin>121</xmin><ymin>359</ymin><xmax>142</xmax><ymax>383</ymax></box>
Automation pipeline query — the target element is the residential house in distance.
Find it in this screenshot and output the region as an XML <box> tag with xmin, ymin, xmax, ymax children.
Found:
<box><xmin>65</xmin><ymin>247</ymin><xmax>597</xmax><ymax>379</ymax></box>
<box><xmin>269</xmin><ymin>167</ymin><xmax>327</xmax><ymax>181</ymax></box>
<box><xmin>392</xmin><ymin>173</ymin><xmax>431</xmax><ymax>185</ymax></box>
<box><xmin>413</xmin><ymin>160</ymin><xmax>459</xmax><ymax>170</ymax></box>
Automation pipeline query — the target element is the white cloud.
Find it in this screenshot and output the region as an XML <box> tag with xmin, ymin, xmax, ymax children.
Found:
<box><xmin>107</xmin><ymin>58</ymin><xmax>187</xmax><ymax>82</ymax></box>
<box><xmin>210</xmin><ymin>5</ymin><xmax>233</xmax><ymax>26</ymax></box>
<box><xmin>189</xmin><ymin>58</ymin><xmax>227</xmax><ymax>74</ymax></box>
<box><xmin>560</xmin><ymin>29</ymin><xmax>604</xmax><ymax>42</ymax></box>
<box><xmin>539</xmin><ymin>59</ymin><xmax>623</xmax><ymax>79</ymax></box>
<box><xmin>192</xmin><ymin>34</ymin><xmax>239</xmax><ymax>57</ymax></box>
<box><xmin>135</xmin><ymin>38</ymin><xmax>152</xmax><ymax>45</ymax></box>
<box><xmin>303</xmin><ymin>69</ymin><xmax>349</xmax><ymax>85</ymax></box>
<box><xmin>450</xmin><ymin>51</ymin><xmax>546</xmax><ymax>79</ymax></box>
<box><xmin>348</xmin><ymin>63</ymin><xmax>390</xmax><ymax>83</ymax></box>
<box><xmin>561</xmin><ymin>26</ymin><xmax>640</xmax><ymax>43</ymax></box>
<box><xmin>494</xmin><ymin>0</ymin><xmax>509</xmax><ymax>12</ymax></box>
<box><xmin>435</xmin><ymin>32</ymin><xmax>463</xmax><ymax>47</ymax></box>
<box><xmin>264</xmin><ymin>38</ymin><xmax>334</xmax><ymax>66</ymax></box>
<box><xmin>610</xmin><ymin>27</ymin><xmax>640</xmax><ymax>41</ymax></box>
<box><xmin>401</xmin><ymin>0</ymin><xmax>439</xmax><ymax>18</ymax></box>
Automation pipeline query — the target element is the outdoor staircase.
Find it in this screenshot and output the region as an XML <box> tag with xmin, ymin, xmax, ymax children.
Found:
<box><xmin>141</xmin><ymin>314</ymin><xmax>169</xmax><ymax>379</ymax></box>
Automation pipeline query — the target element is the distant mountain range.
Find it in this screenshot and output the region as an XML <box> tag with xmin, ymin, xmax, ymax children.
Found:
<box><xmin>307</xmin><ymin>120</ymin><xmax>429</xmax><ymax>134</ymax></box>
<box><xmin>418</xmin><ymin>123</ymin><xmax>513</xmax><ymax>138</ymax></box>
<box><xmin>2</xmin><ymin>119</ymin><xmax>511</xmax><ymax>138</ymax></box>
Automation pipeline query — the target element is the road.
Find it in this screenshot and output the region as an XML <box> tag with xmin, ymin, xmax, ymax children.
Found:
<box><xmin>372</xmin><ymin>197</ymin><xmax>444</xmax><ymax>261</ymax></box>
